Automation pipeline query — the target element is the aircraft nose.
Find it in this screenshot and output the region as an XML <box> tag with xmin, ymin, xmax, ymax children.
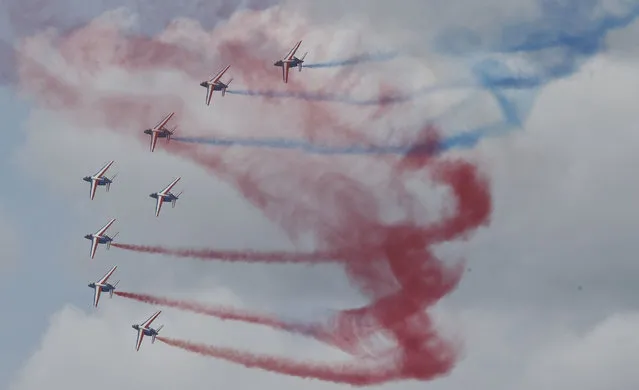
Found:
<box><xmin>199</xmin><ymin>81</ymin><xmax>207</xmax><ymax>87</ymax></box>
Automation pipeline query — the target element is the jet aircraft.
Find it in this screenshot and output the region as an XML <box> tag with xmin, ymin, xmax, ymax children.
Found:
<box><xmin>132</xmin><ymin>310</ymin><xmax>164</xmax><ymax>351</ymax></box>
<box><xmin>84</xmin><ymin>218</ymin><xmax>118</xmax><ymax>259</ymax></box>
<box><xmin>274</xmin><ymin>40</ymin><xmax>307</xmax><ymax>83</ymax></box>
<box><xmin>143</xmin><ymin>112</ymin><xmax>176</xmax><ymax>152</ymax></box>
<box><xmin>83</xmin><ymin>160</ymin><xmax>117</xmax><ymax>200</ymax></box>
<box><xmin>88</xmin><ymin>265</ymin><xmax>119</xmax><ymax>308</ymax></box>
<box><xmin>200</xmin><ymin>65</ymin><xmax>232</xmax><ymax>106</ymax></box>
<box><xmin>150</xmin><ymin>177</ymin><xmax>183</xmax><ymax>217</ymax></box>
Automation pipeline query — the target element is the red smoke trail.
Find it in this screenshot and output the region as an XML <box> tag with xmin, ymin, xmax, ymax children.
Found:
<box><xmin>162</xmin><ymin>148</ymin><xmax>490</xmax><ymax>384</ymax></box>
<box><xmin>115</xmin><ymin>291</ymin><xmax>364</xmax><ymax>356</ymax></box>
<box><xmin>111</xmin><ymin>243</ymin><xmax>342</xmax><ymax>264</ymax></box>
<box><xmin>158</xmin><ymin>336</ymin><xmax>406</xmax><ymax>386</ymax></box>
<box><xmin>16</xmin><ymin>13</ymin><xmax>493</xmax><ymax>385</ymax></box>
<box><xmin>147</xmin><ymin>155</ymin><xmax>490</xmax><ymax>384</ymax></box>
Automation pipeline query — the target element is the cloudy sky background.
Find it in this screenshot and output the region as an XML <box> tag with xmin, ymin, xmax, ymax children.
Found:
<box><xmin>1</xmin><ymin>0</ymin><xmax>639</xmax><ymax>389</ymax></box>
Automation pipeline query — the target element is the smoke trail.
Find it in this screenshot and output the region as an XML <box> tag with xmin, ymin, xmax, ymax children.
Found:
<box><xmin>14</xmin><ymin>2</ymin><xmax>639</xmax><ymax>385</ymax></box>
<box><xmin>115</xmin><ymin>291</ymin><xmax>365</xmax><ymax>355</ymax></box>
<box><xmin>2</xmin><ymin>0</ymin><xmax>277</xmax><ymax>37</ymax></box>
<box><xmin>111</xmin><ymin>243</ymin><xmax>343</xmax><ymax>264</ymax></box>
<box><xmin>0</xmin><ymin>0</ymin><xmax>278</xmax><ymax>87</ymax></box>
<box><xmin>303</xmin><ymin>51</ymin><xmax>399</xmax><ymax>68</ymax></box>
<box><xmin>126</xmin><ymin>143</ymin><xmax>490</xmax><ymax>384</ymax></box>
<box><xmin>17</xmin><ymin>46</ymin><xmax>491</xmax><ymax>383</ymax></box>
<box><xmin>15</xmin><ymin>8</ymin><xmax>494</xmax><ymax>385</ymax></box>
<box><xmin>158</xmin><ymin>336</ymin><xmax>419</xmax><ymax>386</ymax></box>
<box><xmin>115</xmin><ymin>291</ymin><xmax>318</xmax><ymax>334</ymax></box>
<box><xmin>225</xmin><ymin>81</ymin><xmax>471</xmax><ymax>106</ymax></box>
<box><xmin>173</xmin><ymin>122</ymin><xmax>505</xmax><ymax>156</ymax></box>
<box><xmin>436</xmin><ymin>0</ymin><xmax>639</xmax><ymax>126</ymax></box>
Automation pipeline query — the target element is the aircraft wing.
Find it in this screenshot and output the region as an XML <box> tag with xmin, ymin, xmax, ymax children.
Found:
<box><xmin>90</xmin><ymin>237</ymin><xmax>99</xmax><ymax>259</ymax></box>
<box><xmin>284</xmin><ymin>41</ymin><xmax>302</xmax><ymax>61</ymax></box>
<box><xmin>93</xmin><ymin>160</ymin><xmax>114</xmax><ymax>178</ymax></box>
<box><xmin>155</xmin><ymin>196</ymin><xmax>164</xmax><ymax>217</ymax></box>
<box><xmin>160</xmin><ymin>177</ymin><xmax>181</xmax><ymax>194</ymax></box>
<box><xmin>153</xmin><ymin>112</ymin><xmax>174</xmax><ymax>130</ymax></box>
<box><xmin>142</xmin><ymin>310</ymin><xmax>162</xmax><ymax>328</ymax></box>
<box><xmin>97</xmin><ymin>265</ymin><xmax>117</xmax><ymax>284</ymax></box>
<box><xmin>135</xmin><ymin>329</ymin><xmax>145</xmax><ymax>351</ymax></box>
<box><xmin>205</xmin><ymin>84</ymin><xmax>215</xmax><ymax>106</ymax></box>
<box><xmin>90</xmin><ymin>179</ymin><xmax>99</xmax><ymax>200</ymax></box>
<box><xmin>150</xmin><ymin>131</ymin><xmax>159</xmax><ymax>152</ymax></box>
<box><xmin>209</xmin><ymin>65</ymin><xmax>230</xmax><ymax>83</ymax></box>
<box><xmin>96</xmin><ymin>218</ymin><xmax>116</xmax><ymax>236</ymax></box>
<box><xmin>93</xmin><ymin>287</ymin><xmax>102</xmax><ymax>307</ymax></box>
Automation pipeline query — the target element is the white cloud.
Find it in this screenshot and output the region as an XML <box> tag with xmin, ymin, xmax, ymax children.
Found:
<box><xmin>8</xmin><ymin>2</ymin><xmax>639</xmax><ymax>390</ymax></box>
<box><xmin>519</xmin><ymin>312</ymin><xmax>639</xmax><ymax>390</ymax></box>
<box><xmin>9</xmin><ymin>292</ymin><xmax>357</xmax><ymax>390</ymax></box>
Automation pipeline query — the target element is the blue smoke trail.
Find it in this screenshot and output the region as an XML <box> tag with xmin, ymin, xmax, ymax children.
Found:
<box><xmin>173</xmin><ymin>123</ymin><xmax>501</xmax><ymax>157</ymax></box>
<box><xmin>226</xmin><ymin>81</ymin><xmax>474</xmax><ymax>106</ymax></box>
<box><xmin>225</xmin><ymin>0</ymin><xmax>639</xmax><ymax>152</ymax></box>
<box><xmin>302</xmin><ymin>51</ymin><xmax>400</xmax><ymax>68</ymax></box>
<box><xmin>162</xmin><ymin>2</ymin><xmax>639</xmax><ymax>162</ymax></box>
<box><xmin>437</xmin><ymin>0</ymin><xmax>639</xmax><ymax>123</ymax></box>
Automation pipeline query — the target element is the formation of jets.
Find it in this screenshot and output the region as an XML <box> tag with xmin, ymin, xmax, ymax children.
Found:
<box><xmin>81</xmin><ymin>41</ymin><xmax>309</xmax><ymax>351</ymax></box>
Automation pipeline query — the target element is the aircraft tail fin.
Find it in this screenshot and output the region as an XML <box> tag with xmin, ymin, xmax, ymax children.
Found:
<box><xmin>106</xmin><ymin>173</ymin><xmax>118</xmax><ymax>191</ymax></box>
<box><xmin>111</xmin><ymin>280</ymin><xmax>120</xmax><ymax>297</ymax></box>
<box><xmin>152</xmin><ymin>325</ymin><xmax>164</xmax><ymax>343</ymax></box>
<box><xmin>299</xmin><ymin>52</ymin><xmax>308</xmax><ymax>71</ymax></box>
<box><xmin>168</xmin><ymin>126</ymin><xmax>177</xmax><ymax>142</ymax></box>
<box><xmin>109</xmin><ymin>282</ymin><xmax>119</xmax><ymax>298</ymax></box>
<box><xmin>172</xmin><ymin>190</ymin><xmax>183</xmax><ymax>208</ymax></box>
<box><xmin>222</xmin><ymin>78</ymin><xmax>233</xmax><ymax>96</ymax></box>
<box><xmin>107</xmin><ymin>232</ymin><xmax>119</xmax><ymax>249</ymax></box>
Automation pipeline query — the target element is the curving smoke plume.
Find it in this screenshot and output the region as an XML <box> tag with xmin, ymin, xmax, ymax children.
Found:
<box><xmin>14</xmin><ymin>5</ymin><xmax>495</xmax><ymax>385</ymax></box>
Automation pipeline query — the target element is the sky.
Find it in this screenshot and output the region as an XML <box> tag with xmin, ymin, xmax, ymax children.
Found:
<box><xmin>1</xmin><ymin>0</ymin><xmax>639</xmax><ymax>389</ymax></box>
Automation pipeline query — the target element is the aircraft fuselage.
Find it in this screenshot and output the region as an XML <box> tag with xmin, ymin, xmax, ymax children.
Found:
<box><xmin>144</xmin><ymin>129</ymin><xmax>170</xmax><ymax>138</ymax></box>
<box><xmin>132</xmin><ymin>324</ymin><xmax>158</xmax><ymax>337</ymax></box>
<box><xmin>201</xmin><ymin>81</ymin><xmax>227</xmax><ymax>90</ymax></box>
<box><xmin>150</xmin><ymin>193</ymin><xmax>177</xmax><ymax>201</ymax></box>
<box><xmin>83</xmin><ymin>176</ymin><xmax>110</xmax><ymax>185</ymax></box>
<box><xmin>88</xmin><ymin>282</ymin><xmax>115</xmax><ymax>293</ymax></box>
<box><xmin>274</xmin><ymin>57</ymin><xmax>303</xmax><ymax>68</ymax></box>
<box><xmin>84</xmin><ymin>234</ymin><xmax>112</xmax><ymax>244</ymax></box>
